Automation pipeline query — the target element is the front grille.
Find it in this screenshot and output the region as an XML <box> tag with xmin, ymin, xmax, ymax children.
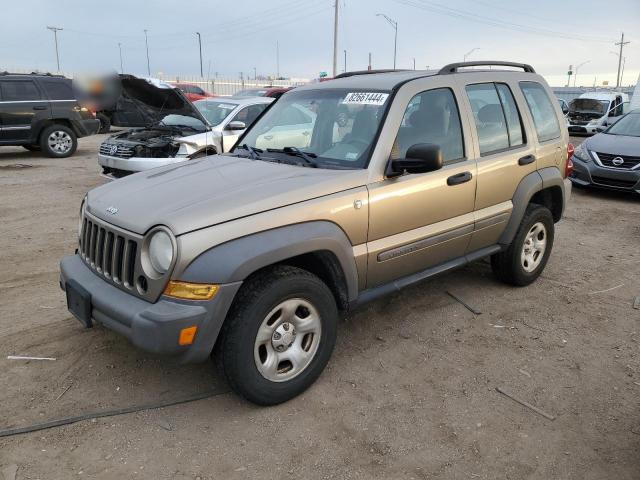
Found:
<box><xmin>79</xmin><ymin>213</ymin><xmax>140</xmax><ymax>290</ymax></box>
<box><xmin>595</xmin><ymin>152</ymin><xmax>640</xmax><ymax>170</ymax></box>
<box><xmin>99</xmin><ymin>142</ymin><xmax>135</xmax><ymax>159</ymax></box>
<box><xmin>591</xmin><ymin>175</ymin><xmax>638</xmax><ymax>189</ymax></box>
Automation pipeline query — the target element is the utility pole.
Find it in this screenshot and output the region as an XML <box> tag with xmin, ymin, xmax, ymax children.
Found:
<box><xmin>368</xmin><ymin>52</ymin><xmax>372</xmax><ymax>71</ymax></box>
<box><xmin>195</xmin><ymin>32</ymin><xmax>203</xmax><ymax>77</ymax></box>
<box><xmin>46</xmin><ymin>26</ymin><xmax>63</xmax><ymax>72</ymax></box>
<box><xmin>276</xmin><ymin>40</ymin><xmax>280</xmax><ymax>79</ymax></box>
<box><xmin>413</xmin><ymin>58</ymin><xmax>416</xmax><ymax>70</ymax></box>
<box><xmin>343</xmin><ymin>50</ymin><xmax>347</xmax><ymax>73</ymax></box>
<box><xmin>118</xmin><ymin>43</ymin><xmax>123</xmax><ymax>73</ymax></box>
<box><xmin>614</xmin><ymin>32</ymin><xmax>630</xmax><ymax>88</ymax></box>
<box><xmin>254</xmin><ymin>67</ymin><xmax>257</xmax><ymax>80</ymax></box>
<box><xmin>143</xmin><ymin>29</ymin><xmax>150</xmax><ymax>76</ymax></box>
<box><xmin>376</xmin><ymin>14</ymin><xmax>398</xmax><ymax>69</ymax></box>
<box><xmin>332</xmin><ymin>0</ymin><xmax>339</xmax><ymax>77</ymax></box>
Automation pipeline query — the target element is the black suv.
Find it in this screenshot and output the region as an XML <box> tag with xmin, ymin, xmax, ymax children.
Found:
<box><xmin>0</xmin><ymin>73</ymin><xmax>100</xmax><ymax>157</ymax></box>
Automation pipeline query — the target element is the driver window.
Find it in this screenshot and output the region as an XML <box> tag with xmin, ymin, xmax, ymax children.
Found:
<box><xmin>391</xmin><ymin>88</ymin><xmax>464</xmax><ymax>163</ymax></box>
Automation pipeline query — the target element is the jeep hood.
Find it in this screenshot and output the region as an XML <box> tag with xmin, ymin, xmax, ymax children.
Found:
<box><xmin>112</xmin><ymin>75</ymin><xmax>208</xmax><ymax>127</ymax></box>
<box><xmin>86</xmin><ymin>155</ymin><xmax>368</xmax><ymax>235</ymax></box>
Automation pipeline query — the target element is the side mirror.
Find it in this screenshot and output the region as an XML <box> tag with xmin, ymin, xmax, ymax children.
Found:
<box><xmin>226</xmin><ymin>120</ymin><xmax>246</xmax><ymax>131</ymax></box>
<box><xmin>562</xmin><ymin>105</ymin><xmax>569</xmax><ymax>115</ymax></box>
<box><xmin>387</xmin><ymin>143</ymin><xmax>443</xmax><ymax>177</ymax></box>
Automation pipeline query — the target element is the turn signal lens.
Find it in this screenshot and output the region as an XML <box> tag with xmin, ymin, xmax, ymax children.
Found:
<box><xmin>179</xmin><ymin>326</ymin><xmax>198</xmax><ymax>346</ymax></box>
<box><xmin>163</xmin><ymin>281</ymin><xmax>219</xmax><ymax>300</ymax></box>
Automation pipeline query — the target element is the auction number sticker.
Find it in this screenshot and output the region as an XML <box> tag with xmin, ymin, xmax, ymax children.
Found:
<box><xmin>342</xmin><ymin>92</ymin><xmax>389</xmax><ymax>106</ymax></box>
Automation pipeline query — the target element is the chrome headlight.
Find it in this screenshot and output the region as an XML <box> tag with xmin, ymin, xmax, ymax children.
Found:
<box><xmin>147</xmin><ymin>229</ymin><xmax>174</xmax><ymax>275</ymax></box>
<box><xmin>573</xmin><ymin>142</ymin><xmax>590</xmax><ymax>162</ymax></box>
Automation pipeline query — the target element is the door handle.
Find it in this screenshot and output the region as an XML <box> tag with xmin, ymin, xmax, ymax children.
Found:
<box><xmin>447</xmin><ymin>171</ymin><xmax>472</xmax><ymax>186</ymax></box>
<box><xmin>32</xmin><ymin>106</ymin><xmax>47</xmax><ymax>110</ymax></box>
<box><xmin>518</xmin><ymin>154</ymin><xmax>536</xmax><ymax>166</ymax></box>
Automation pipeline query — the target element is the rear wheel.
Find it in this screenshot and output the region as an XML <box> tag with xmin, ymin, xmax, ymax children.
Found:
<box><xmin>491</xmin><ymin>204</ymin><xmax>554</xmax><ymax>286</ymax></box>
<box><xmin>40</xmin><ymin>124</ymin><xmax>77</xmax><ymax>158</ymax></box>
<box><xmin>215</xmin><ymin>266</ymin><xmax>338</xmax><ymax>405</ymax></box>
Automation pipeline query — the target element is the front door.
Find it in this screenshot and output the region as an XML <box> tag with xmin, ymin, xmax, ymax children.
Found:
<box><xmin>0</xmin><ymin>79</ymin><xmax>48</xmax><ymax>142</ymax></box>
<box><xmin>366</xmin><ymin>86</ymin><xmax>477</xmax><ymax>287</ymax></box>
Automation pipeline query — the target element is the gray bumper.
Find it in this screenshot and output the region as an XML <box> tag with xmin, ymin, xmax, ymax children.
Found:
<box><xmin>570</xmin><ymin>158</ymin><xmax>640</xmax><ymax>192</ymax></box>
<box><xmin>98</xmin><ymin>153</ymin><xmax>188</xmax><ymax>173</ymax></box>
<box><xmin>60</xmin><ymin>255</ymin><xmax>241</xmax><ymax>363</ymax></box>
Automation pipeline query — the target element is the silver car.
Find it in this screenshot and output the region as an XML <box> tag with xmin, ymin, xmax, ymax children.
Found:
<box><xmin>98</xmin><ymin>96</ymin><xmax>272</xmax><ymax>178</ymax></box>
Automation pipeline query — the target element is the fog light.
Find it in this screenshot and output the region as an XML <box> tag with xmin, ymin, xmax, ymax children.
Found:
<box><xmin>163</xmin><ymin>281</ymin><xmax>219</xmax><ymax>300</ymax></box>
<box><xmin>179</xmin><ymin>326</ymin><xmax>198</xmax><ymax>346</ymax></box>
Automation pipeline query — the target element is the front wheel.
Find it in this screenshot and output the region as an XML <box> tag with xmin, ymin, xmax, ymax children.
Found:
<box><xmin>39</xmin><ymin>124</ymin><xmax>77</xmax><ymax>158</ymax></box>
<box><xmin>215</xmin><ymin>266</ymin><xmax>338</xmax><ymax>405</ymax></box>
<box><xmin>491</xmin><ymin>204</ymin><xmax>554</xmax><ymax>286</ymax></box>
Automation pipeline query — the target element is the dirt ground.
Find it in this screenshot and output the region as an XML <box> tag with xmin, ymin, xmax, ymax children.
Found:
<box><xmin>0</xmin><ymin>134</ymin><xmax>639</xmax><ymax>480</ymax></box>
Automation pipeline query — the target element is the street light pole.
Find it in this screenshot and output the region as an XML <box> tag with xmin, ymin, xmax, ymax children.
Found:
<box><xmin>118</xmin><ymin>42</ymin><xmax>124</xmax><ymax>73</ymax></box>
<box><xmin>332</xmin><ymin>0</ymin><xmax>339</xmax><ymax>77</ymax></box>
<box><xmin>143</xmin><ymin>29</ymin><xmax>150</xmax><ymax>76</ymax></box>
<box><xmin>614</xmin><ymin>32</ymin><xmax>630</xmax><ymax>88</ymax></box>
<box><xmin>463</xmin><ymin>48</ymin><xmax>479</xmax><ymax>62</ymax></box>
<box><xmin>343</xmin><ymin>50</ymin><xmax>347</xmax><ymax>73</ymax></box>
<box><xmin>46</xmin><ymin>26</ymin><xmax>63</xmax><ymax>72</ymax></box>
<box><xmin>276</xmin><ymin>40</ymin><xmax>280</xmax><ymax>79</ymax></box>
<box><xmin>573</xmin><ymin>60</ymin><xmax>590</xmax><ymax>87</ymax></box>
<box><xmin>195</xmin><ymin>32</ymin><xmax>203</xmax><ymax>78</ymax></box>
<box><xmin>376</xmin><ymin>14</ymin><xmax>398</xmax><ymax>69</ymax></box>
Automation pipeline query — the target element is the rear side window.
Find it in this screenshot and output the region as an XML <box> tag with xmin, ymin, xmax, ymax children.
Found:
<box><xmin>0</xmin><ymin>80</ymin><xmax>41</xmax><ymax>101</ymax></box>
<box><xmin>495</xmin><ymin>84</ymin><xmax>524</xmax><ymax>147</ymax></box>
<box><xmin>40</xmin><ymin>79</ymin><xmax>74</xmax><ymax>100</ymax></box>
<box><xmin>466</xmin><ymin>83</ymin><xmax>510</xmax><ymax>155</ymax></box>
<box><xmin>519</xmin><ymin>81</ymin><xmax>561</xmax><ymax>143</ymax></box>
<box><xmin>392</xmin><ymin>88</ymin><xmax>464</xmax><ymax>163</ymax></box>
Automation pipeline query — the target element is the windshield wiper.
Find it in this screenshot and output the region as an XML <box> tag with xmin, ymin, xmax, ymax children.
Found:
<box><xmin>267</xmin><ymin>147</ymin><xmax>318</xmax><ymax>167</ymax></box>
<box><xmin>235</xmin><ymin>144</ymin><xmax>263</xmax><ymax>160</ymax></box>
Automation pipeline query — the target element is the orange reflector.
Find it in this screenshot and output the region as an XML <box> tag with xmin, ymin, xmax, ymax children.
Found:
<box><xmin>179</xmin><ymin>326</ymin><xmax>198</xmax><ymax>346</ymax></box>
<box><xmin>163</xmin><ymin>281</ymin><xmax>219</xmax><ymax>300</ymax></box>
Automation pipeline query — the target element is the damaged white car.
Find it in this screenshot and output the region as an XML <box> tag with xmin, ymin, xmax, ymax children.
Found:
<box><xmin>98</xmin><ymin>77</ymin><xmax>272</xmax><ymax>178</ymax></box>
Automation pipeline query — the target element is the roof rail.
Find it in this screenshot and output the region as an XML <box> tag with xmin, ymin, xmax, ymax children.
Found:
<box><xmin>0</xmin><ymin>71</ymin><xmax>66</xmax><ymax>77</ymax></box>
<box><xmin>438</xmin><ymin>61</ymin><xmax>535</xmax><ymax>75</ymax></box>
<box><xmin>334</xmin><ymin>69</ymin><xmax>409</xmax><ymax>79</ymax></box>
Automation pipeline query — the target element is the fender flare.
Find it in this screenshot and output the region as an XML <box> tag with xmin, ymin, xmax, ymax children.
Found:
<box><xmin>499</xmin><ymin>166</ymin><xmax>566</xmax><ymax>245</ymax></box>
<box><xmin>180</xmin><ymin>221</ymin><xmax>360</xmax><ymax>302</ymax></box>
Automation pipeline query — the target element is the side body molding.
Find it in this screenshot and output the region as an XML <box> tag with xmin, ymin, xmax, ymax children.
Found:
<box><xmin>179</xmin><ymin>221</ymin><xmax>360</xmax><ymax>302</ymax></box>
<box><xmin>498</xmin><ymin>166</ymin><xmax>566</xmax><ymax>245</ymax></box>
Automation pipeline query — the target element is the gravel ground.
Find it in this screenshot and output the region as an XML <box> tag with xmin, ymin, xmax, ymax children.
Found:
<box><xmin>0</xmin><ymin>134</ymin><xmax>639</xmax><ymax>480</ymax></box>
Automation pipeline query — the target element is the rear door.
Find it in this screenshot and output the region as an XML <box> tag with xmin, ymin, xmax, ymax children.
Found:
<box><xmin>0</xmin><ymin>79</ymin><xmax>49</xmax><ymax>142</ymax></box>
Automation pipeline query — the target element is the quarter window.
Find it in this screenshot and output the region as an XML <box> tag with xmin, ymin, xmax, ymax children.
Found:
<box><xmin>40</xmin><ymin>79</ymin><xmax>74</xmax><ymax>100</ymax></box>
<box><xmin>392</xmin><ymin>88</ymin><xmax>464</xmax><ymax>163</ymax></box>
<box><xmin>466</xmin><ymin>83</ymin><xmax>525</xmax><ymax>155</ymax></box>
<box><xmin>0</xmin><ymin>80</ymin><xmax>41</xmax><ymax>101</ymax></box>
<box><xmin>519</xmin><ymin>81</ymin><xmax>561</xmax><ymax>143</ymax></box>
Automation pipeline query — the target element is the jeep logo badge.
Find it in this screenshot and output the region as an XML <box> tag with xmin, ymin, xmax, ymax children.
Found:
<box><xmin>612</xmin><ymin>156</ymin><xmax>624</xmax><ymax>166</ymax></box>
<box><xmin>109</xmin><ymin>144</ymin><xmax>118</xmax><ymax>155</ymax></box>
<box><xmin>106</xmin><ymin>206</ymin><xmax>119</xmax><ymax>215</ymax></box>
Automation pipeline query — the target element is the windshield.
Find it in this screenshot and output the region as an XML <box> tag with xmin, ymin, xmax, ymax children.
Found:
<box><xmin>569</xmin><ymin>98</ymin><xmax>609</xmax><ymax>114</ymax></box>
<box><xmin>157</xmin><ymin>114</ymin><xmax>207</xmax><ymax>131</ymax></box>
<box><xmin>236</xmin><ymin>88</ymin><xmax>390</xmax><ymax>169</ymax></box>
<box><xmin>194</xmin><ymin>100</ymin><xmax>238</xmax><ymax>126</ymax></box>
<box><xmin>605</xmin><ymin>112</ymin><xmax>640</xmax><ymax>137</ymax></box>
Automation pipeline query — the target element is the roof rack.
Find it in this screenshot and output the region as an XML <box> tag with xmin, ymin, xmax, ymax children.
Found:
<box><xmin>0</xmin><ymin>71</ymin><xmax>66</xmax><ymax>78</ymax></box>
<box><xmin>334</xmin><ymin>69</ymin><xmax>409</xmax><ymax>79</ymax></box>
<box><xmin>438</xmin><ymin>61</ymin><xmax>535</xmax><ymax>75</ymax></box>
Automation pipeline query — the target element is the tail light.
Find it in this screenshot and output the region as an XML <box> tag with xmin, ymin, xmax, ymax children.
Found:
<box><xmin>565</xmin><ymin>143</ymin><xmax>575</xmax><ymax>178</ymax></box>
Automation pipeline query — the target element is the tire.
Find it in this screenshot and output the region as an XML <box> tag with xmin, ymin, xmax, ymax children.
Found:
<box><xmin>96</xmin><ymin>113</ymin><xmax>111</xmax><ymax>134</ymax></box>
<box><xmin>22</xmin><ymin>145</ymin><xmax>41</xmax><ymax>152</ymax></box>
<box><xmin>491</xmin><ymin>203</ymin><xmax>554</xmax><ymax>286</ymax></box>
<box><xmin>39</xmin><ymin>124</ymin><xmax>77</xmax><ymax>158</ymax></box>
<box><xmin>215</xmin><ymin>265</ymin><xmax>338</xmax><ymax>405</ymax></box>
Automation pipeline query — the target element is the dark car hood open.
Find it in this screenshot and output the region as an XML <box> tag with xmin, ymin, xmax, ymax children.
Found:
<box><xmin>109</xmin><ymin>75</ymin><xmax>208</xmax><ymax>128</ymax></box>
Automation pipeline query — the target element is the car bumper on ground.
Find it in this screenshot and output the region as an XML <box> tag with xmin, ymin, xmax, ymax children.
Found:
<box><xmin>59</xmin><ymin>254</ymin><xmax>241</xmax><ymax>363</ymax></box>
<box><xmin>75</xmin><ymin>118</ymin><xmax>101</xmax><ymax>137</ymax></box>
<box><xmin>568</xmin><ymin>124</ymin><xmax>604</xmax><ymax>135</ymax></box>
<box><xmin>98</xmin><ymin>153</ymin><xmax>188</xmax><ymax>176</ymax></box>
<box><xmin>570</xmin><ymin>157</ymin><xmax>640</xmax><ymax>193</ymax></box>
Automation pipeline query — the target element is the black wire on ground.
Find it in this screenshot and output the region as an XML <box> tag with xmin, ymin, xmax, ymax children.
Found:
<box><xmin>0</xmin><ymin>389</ymin><xmax>228</xmax><ymax>438</ymax></box>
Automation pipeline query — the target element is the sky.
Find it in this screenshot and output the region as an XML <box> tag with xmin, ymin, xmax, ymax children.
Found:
<box><xmin>1</xmin><ymin>0</ymin><xmax>638</xmax><ymax>87</ymax></box>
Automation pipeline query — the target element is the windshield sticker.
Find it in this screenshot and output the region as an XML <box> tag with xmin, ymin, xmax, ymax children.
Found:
<box><xmin>218</xmin><ymin>104</ymin><xmax>237</xmax><ymax>109</ymax></box>
<box><xmin>342</xmin><ymin>92</ymin><xmax>389</xmax><ymax>106</ymax></box>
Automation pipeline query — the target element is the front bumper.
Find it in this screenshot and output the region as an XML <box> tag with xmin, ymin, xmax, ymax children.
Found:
<box><xmin>570</xmin><ymin>157</ymin><xmax>640</xmax><ymax>193</ymax></box>
<box><xmin>98</xmin><ymin>153</ymin><xmax>188</xmax><ymax>175</ymax></box>
<box><xmin>60</xmin><ymin>254</ymin><xmax>241</xmax><ymax>363</ymax></box>
<box><xmin>567</xmin><ymin>124</ymin><xmax>604</xmax><ymax>135</ymax></box>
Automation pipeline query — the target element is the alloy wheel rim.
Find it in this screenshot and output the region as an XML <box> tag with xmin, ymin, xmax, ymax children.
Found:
<box><xmin>48</xmin><ymin>131</ymin><xmax>72</xmax><ymax>154</ymax></box>
<box><xmin>254</xmin><ymin>298</ymin><xmax>322</xmax><ymax>382</ymax></box>
<box><xmin>521</xmin><ymin>222</ymin><xmax>547</xmax><ymax>273</ymax></box>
